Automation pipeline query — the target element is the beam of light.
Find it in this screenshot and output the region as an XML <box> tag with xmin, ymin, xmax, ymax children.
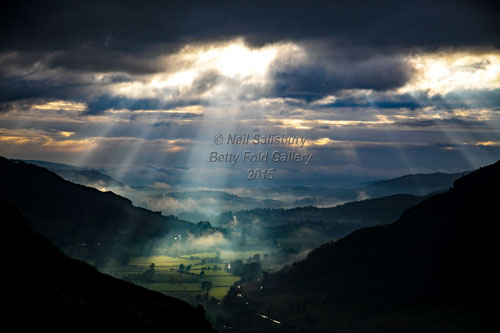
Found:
<box><xmin>371</xmin><ymin>94</ymin><xmax>416</xmax><ymax>176</ymax></box>
<box><xmin>398</xmin><ymin>52</ymin><xmax>500</xmax><ymax>168</ymax></box>
<box><xmin>404</xmin><ymin>91</ymin><xmax>492</xmax><ymax>169</ymax></box>
<box><xmin>163</xmin><ymin>39</ymin><xmax>305</xmax><ymax>200</ymax></box>
<box><xmin>391</xmin><ymin>50</ymin><xmax>500</xmax><ymax>170</ymax></box>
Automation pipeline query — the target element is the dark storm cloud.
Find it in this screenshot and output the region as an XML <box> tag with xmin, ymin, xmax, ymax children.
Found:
<box><xmin>271</xmin><ymin>52</ymin><xmax>413</xmax><ymax>99</ymax></box>
<box><xmin>1</xmin><ymin>1</ymin><xmax>498</xmax><ymax>112</ymax></box>
<box><xmin>0</xmin><ymin>74</ymin><xmax>98</xmax><ymax>114</ymax></box>
<box><xmin>4</xmin><ymin>1</ymin><xmax>499</xmax><ymax>49</ymax></box>
<box><xmin>321</xmin><ymin>93</ymin><xmax>421</xmax><ymax>110</ymax></box>
<box><xmin>149</xmin><ymin>121</ymin><xmax>171</xmax><ymax>127</ymax></box>
<box><xmin>0</xmin><ymin>75</ymin><xmax>87</xmax><ymax>103</ymax></box>
<box><xmin>395</xmin><ymin>118</ymin><xmax>489</xmax><ymax>129</ymax></box>
<box><xmin>2</xmin><ymin>1</ymin><xmax>498</xmax><ymax>67</ymax></box>
<box><xmin>85</xmin><ymin>95</ymin><xmax>205</xmax><ymax>114</ymax></box>
<box><xmin>314</xmin><ymin>89</ymin><xmax>500</xmax><ymax>110</ymax></box>
<box><xmin>46</xmin><ymin>48</ymin><xmax>169</xmax><ymax>74</ymax></box>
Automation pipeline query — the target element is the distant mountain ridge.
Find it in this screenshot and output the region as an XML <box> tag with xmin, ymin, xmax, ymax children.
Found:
<box><xmin>216</xmin><ymin>194</ymin><xmax>424</xmax><ymax>227</ymax></box>
<box><xmin>178</xmin><ymin>171</ymin><xmax>468</xmax><ymax>221</ymax></box>
<box><xmin>365</xmin><ymin>171</ymin><xmax>470</xmax><ymax>196</ymax></box>
<box><xmin>9</xmin><ymin>158</ymin><xmax>468</xmax><ymax>219</ymax></box>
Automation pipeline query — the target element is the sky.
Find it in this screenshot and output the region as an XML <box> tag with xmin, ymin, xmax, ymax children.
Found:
<box><xmin>1</xmin><ymin>0</ymin><xmax>499</xmax><ymax>188</ymax></box>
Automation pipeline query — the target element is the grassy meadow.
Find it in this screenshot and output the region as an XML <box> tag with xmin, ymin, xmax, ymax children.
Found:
<box><xmin>102</xmin><ymin>250</ymin><xmax>272</xmax><ymax>302</ymax></box>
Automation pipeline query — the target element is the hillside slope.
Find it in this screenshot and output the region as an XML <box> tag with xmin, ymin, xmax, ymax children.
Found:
<box><xmin>224</xmin><ymin>161</ymin><xmax>498</xmax><ymax>332</ymax></box>
<box><xmin>0</xmin><ymin>157</ymin><xmax>206</xmax><ymax>260</ymax></box>
<box><xmin>2</xmin><ymin>200</ymin><xmax>215</xmax><ymax>332</ymax></box>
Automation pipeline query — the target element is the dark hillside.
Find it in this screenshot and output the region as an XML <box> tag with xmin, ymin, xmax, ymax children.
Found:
<box><xmin>0</xmin><ymin>157</ymin><xmax>205</xmax><ymax>259</ymax></box>
<box><xmin>2</xmin><ymin>200</ymin><xmax>215</xmax><ymax>332</ymax></box>
<box><xmin>224</xmin><ymin>161</ymin><xmax>499</xmax><ymax>332</ymax></box>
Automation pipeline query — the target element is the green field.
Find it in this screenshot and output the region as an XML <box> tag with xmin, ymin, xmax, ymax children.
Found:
<box><xmin>102</xmin><ymin>251</ymin><xmax>270</xmax><ymax>302</ymax></box>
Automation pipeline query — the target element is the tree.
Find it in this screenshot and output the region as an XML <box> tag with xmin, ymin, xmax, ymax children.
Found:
<box><xmin>227</xmin><ymin>260</ymin><xmax>262</xmax><ymax>282</ymax></box>
<box><xmin>241</xmin><ymin>262</ymin><xmax>262</xmax><ymax>282</ymax></box>
<box><xmin>179</xmin><ymin>263</ymin><xmax>185</xmax><ymax>271</ymax></box>
<box><xmin>142</xmin><ymin>262</ymin><xmax>155</xmax><ymax>282</ymax></box>
<box><xmin>226</xmin><ymin>259</ymin><xmax>244</xmax><ymax>275</ymax></box>
<box><xmin>200</xmin><ymin>270</ymin><xmax>205</xmax><ymax>277</ymax></box>
<box><xmin>247</xmin><ymin>253</ymin><xmax>260</xmax><ymax>263</ymax></box>
<box><xmin>201</xmin><ymin>281</ymin><xmax>213</xmax><ymax>299</ymax></box>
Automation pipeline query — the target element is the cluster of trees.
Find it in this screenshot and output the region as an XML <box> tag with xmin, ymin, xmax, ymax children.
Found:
<box><xmin>198</xmin><ymin>256</ymin><xmax>223</xmax><ymax>264</ymax></box>
<box><xmin>194</xmin><ymin>281</ymin><xmax>214</xmax><ymax>301</ymax></box>
<box><xmin>200</xmin><ymin>265</ymin><xmax>221</xmax><ymax>271</ymax></box>
<box><xmin>246</xmin><ymin>254</ymin><xmax>260</xmax><ymax>263</ymax></box>
<box><xmin>179</xmin><ymin>263</ymin><xmax>192</xmax><ymax>271</ymax></box>
<box><xmin>226</xmin><ymin>259</ymin><xmax>262</xmax><ymax>282</ymax></box>
<box><xmin>178</xmin><ymin>263</ymin><xmax>197</xmax><ymax>275</ymax></box>
<box><xmin>200</xmin><ymin>281</ymin><xmax>213</xmax><ymax>299</ymax></box>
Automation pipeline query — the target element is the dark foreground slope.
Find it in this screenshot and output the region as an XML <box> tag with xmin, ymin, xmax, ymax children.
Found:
<box><xmin>2</xmin><ymin>200</ymin><xmax>215</xmax><ymax>332</ymax></box>
<box><xmin>224</xmin><ymin>161</ymin><xmax>499</xmax><ymax>332</ymax></box>
<box><xmin>0</xmin><ymin>157</ymin><xmax>206</xmax><ymax>259</ymax></box>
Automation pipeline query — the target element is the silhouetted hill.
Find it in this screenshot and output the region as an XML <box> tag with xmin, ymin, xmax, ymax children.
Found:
<box><xmin>0</xmin><ymin>157</ymin><xmax>210</xmax><ymax>260</ymax></box>
<box><xmin>2</xmin><ymin>200</ymin><xmax>215</xmax><ymax>332</ymax></box>
<box><xmin>224</xmin><ymin>161</ymin><xmax>498</xmax><ymax>332</ymax></box>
